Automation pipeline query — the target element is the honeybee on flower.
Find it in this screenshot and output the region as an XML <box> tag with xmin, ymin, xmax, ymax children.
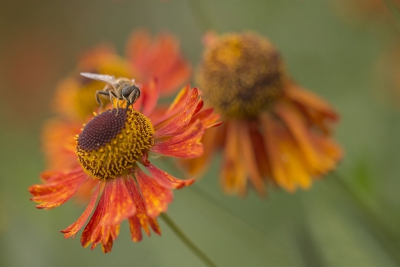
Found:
<box><xmin>30</xmin><ymin>81</ymin><xmax>221</xmax><ymax>252</ymax></box>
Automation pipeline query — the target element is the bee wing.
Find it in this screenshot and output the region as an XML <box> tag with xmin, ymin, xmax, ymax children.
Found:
<box><xmin>80</xmin><ymin>72</ymin><xmax>117</xmax><ymax>85</ymax></box>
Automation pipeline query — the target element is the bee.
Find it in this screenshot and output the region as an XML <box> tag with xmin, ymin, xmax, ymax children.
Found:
<box><xmin>80</xmin><ymin>72</ymin><xmax>141</xmax><ymax>114</ymax></box>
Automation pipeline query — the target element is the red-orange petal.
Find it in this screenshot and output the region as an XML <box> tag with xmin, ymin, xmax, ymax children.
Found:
<box><xmin>42</xmin><ymin>119</ymin><xmax>80</xmax><ymax>170</ymax></box>
<box><xmin>165</xmin><ymin>85</ymin><xmax>190</xmax><ymax>115</ymax></box>
<box><xmin>275</xmin><ymin>101</ymin><xmax>342</xmax><ymax>176</ymax></box>
<box><xmin>145</xmin><ymin>163</ymin><xmax>195</xmax><ymax>189</ymax></box>
<box><xmin>81</xmin><ymin>184</ymin><xmax>107</xmax><ymax>248</ymax></box>
<box><xmin>180</xmin><ymin>125</ymin><xmax>221</xmax><ymax>176</ymax></box>
<box><xmin>151</xmin><ymin>120</ymin><xmax>204</xmax><ymax>158</ymax></box>
<box><xmin>61</xmin><ymin>182</ymin><xmax>102</xmax><ymax>238</ymax></box>
<box><xmin>237</xmin><ymin>121</ymin><xmax>266</xmax><ymax>196</ymax></box>
<box><xmin>128</xmin><ymin>216</ymin><xmax>143</xmax><ymax>242</ymax></box>
<box><xmin>275</xmin><ymin>101</ymin><xmax>321</xmax><ymax>171</ymax></box>
<box><xmin>260</xmin><ymin>113</ymin><xmax>312</xmax><ymax>192</ymax></box>
<box><xmin>160</xmin><ymin>58</ymin><xmax>192</xmax><ymax>95</ymax></box>
<box><xmin>248</xmin><ymin>122</ymin><xmax>272</xmax><ymax>180</ymax></box>
<box><xmin>285</xmin><ymin>82</ymin><xmax>338</xmax><ymax>121</ymax></box>
<box><xmin>126</xmin><ymin>30</ymin><xmax>190</xmax><ymax>96</ymax></box>
<box><xmin>101</xmin><ymin>238</ymin><xmax>113</xmax><ymax>254</ymax></box>
<box><xmin>154</xmin><ymin>88</ymin><xmax>201</xmax><ymax>137</ymax></box>
<box><xmin>135</xmin><ymin>168</ymin><xmax>173</xmax><ymax>218</ymax></box>
<box><xmin>139</xmin><ymin>79</ymin><xmax>160</xmax><ymax>117</ymax></box>
<box><xmin>220</xmin><ymin>121</ymin><xmax>247</xmax><ymax>196</ymax></box>
<box><xmin>29</xmin><ymin>168</ymin><xmax>88</xmax><ymax>209</ymax></box>
<box><xmin>100</xmin><ymin>178</ymin><xmax>136</xmax><ymax>227</ymax></box>
<box><xmin>190</xmin><ymin>108</ymin><xmax>222</xmax><ymax>129</ymax></box>
<box><xmin>124</xmin><ymin>178</ymin><xmax>162</xmax><ymax>240</ymax></box>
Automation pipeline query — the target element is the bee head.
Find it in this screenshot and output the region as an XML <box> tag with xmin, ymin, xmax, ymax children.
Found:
<box><xmin>122</xmin><ymin>85</ymin><xmax>141</xmax><ymax>105</ymax></box>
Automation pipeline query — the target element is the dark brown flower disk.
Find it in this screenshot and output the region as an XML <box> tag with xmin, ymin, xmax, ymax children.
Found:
<box><xmin>77</xmin><ymin>109</ymin><xmax>127</xmax><ymax>152</ymax></box>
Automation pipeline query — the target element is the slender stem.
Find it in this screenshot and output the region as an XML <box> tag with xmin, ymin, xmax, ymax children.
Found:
<box><xmin>330</xmin><ymin>171</ymin><xmax>400</xmax><ymax>263</ymax></box>
<box><xmin>160</xmin><ymin>213</ymin><xmax>218</xmax><ymax>267</ymax></box>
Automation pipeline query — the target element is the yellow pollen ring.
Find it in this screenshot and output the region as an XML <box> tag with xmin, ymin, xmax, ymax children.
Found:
<box><xmin>76</xmin><ymin>108</ymin><xmax>154</xmax><ymax>180</ymax></box>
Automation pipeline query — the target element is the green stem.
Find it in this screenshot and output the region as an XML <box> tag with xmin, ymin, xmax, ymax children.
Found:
<box><xmin>160</xmin><ymin>213</ymin><xmax>218</xmax><ymax>267</ymax></box>
<box><xmin>330</xmin><ymin>171</ymin><xmax>400</xmax><ymax>263</ymax></box>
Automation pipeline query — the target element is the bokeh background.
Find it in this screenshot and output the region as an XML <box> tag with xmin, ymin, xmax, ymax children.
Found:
<box><xmin>1</xmin><ymin>0</ymin><xmax>400</xmax><ymax>266</ymax></box>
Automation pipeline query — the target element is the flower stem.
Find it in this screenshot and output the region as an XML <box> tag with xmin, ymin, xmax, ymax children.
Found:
<box><xmin>160</xmin><ymin>213</ymin><xmax>218</xmax><ymax>267</ymax></box>
<box><xmin>330</xmin><ymin>171</ymin><xmax>400</xmax><ymax>264</ymax></box>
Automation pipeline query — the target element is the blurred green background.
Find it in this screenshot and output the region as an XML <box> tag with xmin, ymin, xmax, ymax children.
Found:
<box><xmin>1</xmin><ymin>0</ymin><xmax>400</xmax><ymax>266</ymax></box>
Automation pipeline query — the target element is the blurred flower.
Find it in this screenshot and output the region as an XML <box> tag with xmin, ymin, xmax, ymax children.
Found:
<box><xmin>29</xmin><ymin>85</ymin><xmax>220</xmax><ymax>253</ymax></box>
<box><xmin>126</xmin><ymin>29</ymin><xmax>192</xmax><ymax>96</ymax></box>
<box><xmin>331</xmin><ymin>0</ymin><xmax>400</xmax><ymax>24</ymax></box>
<box><xmin>56</xmin><ymin>30</ymin><xmax>191</xmax><ymax>121</ymax></box>
<box><xmin>375</xmin><ymin>42</ymin><xmax>400</xmax><ymax>108</ymax></box>
<box><xmin>44</xmin><ymin>30</ymin><xmax>191</xmax><ymax>171</ymax></box>
<box><xmin>182</xmin><ymin>32</ymin><xmax>342</xmax><ymax>197</ymax></box>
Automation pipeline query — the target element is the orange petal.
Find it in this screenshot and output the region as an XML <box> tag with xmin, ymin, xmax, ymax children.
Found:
<box><xmin>125</xmin><ymin>178</ymin><xmax>161</xmax><ymax>240</ymax></box>
<box><xmin>237</xmin><ymin>121</ymin><xmax>266</xmax><ymax>196</ymax></box>
<box><xmin>126</xmin><ymin>30</ymin><xmax>190</xmax><ymax>95</ymax></box>
<box><xmin>145</xmin><ymin>163</ymin><xmax>194</xmax><ymax>189</ymax></box>
<box><xmin>160</xmin><ymin>58</ymin><xmax>192</xmax><ymax>95</ymax></box>
<box><xmin>275</xmin><ymin>102</ymin><xmax>320</xmax><ymax>171</ymax></box>
<box><xmin>128</xmin><ymin>216</ymin><xmax>143</xmax><ymax>242</ymax></box>
<box><xmin>220</xmin><ymin>120</ymin><xmax>247</xmax><ymax>196</ymax></box>
<box><xmin>61</xmin><ymin>182</ymin><xmax>102</xmax><ymax>238</ymax></box>
<box><xmin>190</xmin><ymin>108</ymin><xmax>222</xmax><ymax>129</ymax></box>
<box><xmin>248</xmin><ymin>121</ymin><xmax>272</xmax><ymax>179</ymax></box>
<box><xmin>42</xmin><ymin>119</ymin><xmax>80</xmax><ymax>170</ymax></box>
<box><xmin>285</xmin><ymin>82</ymin><xmax>338</xmax><ymax>121</ymax></box>
<box><xmin>180</xmin><ymin>125</ymin><xmax>221</xmax><ymax>176</ymax></box>
<box><xmin>154</xmin><ymin>88</ymin><xmax>201</xmax><ymax>137</ymax></box>
<box><xmin>152</xmin><ymin>120</ymin><xmax>204</xmax><ymax>158</ymax></box>
<box><xmin>81</xmin><ymin>183</ymin><xmax>107</xmax><ymax>248</ymax></box>
<box><xmin>135</xmin><ymin>168</ymin><xmax>173</xmax><ymax>218</ymax></box>
<box><xmin>260</xmin><ymin>113</ymin><xmax>311</xmax><ymax>192</ymax></box>
<box><xmin>74</xmin><ymin>178</ymin><xmax>98</xmax><ymax>203</ymax></box>
<box><xmin>275</xmin><ymin>101</ymin><xmax>341</xmax><ymax>175</ymax></box>
<box><xmin>29</xmin><ymin>168</ymin><xmax>88</xmax><ymax>209</ymax></box>
<box><xmin>101</xmin><ymin>238</ymin><xmax>113</xmax><ymax>254</ymax></box>
<box><xmin>151</xmin><ymin>85</ymin><xmax>191</xmax><ymax>128</ymax></box>
<box><xmin>126</xmin><ymin>29</ymin><xmax>152</xmax><ymax>73</ymax></box>
<box><xmin>100</xmin><ymin>178</ymin><xmax>136</xmax><ymax>227</ymax></box>
<box><xmin>140</xmin><ymin>79</ymin><xmax>160</xmax><ymax>117</ymax></box>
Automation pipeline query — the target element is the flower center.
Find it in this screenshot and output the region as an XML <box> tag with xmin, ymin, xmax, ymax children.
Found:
<box><xmin>76</xmin><ymin>108</ymin><xmax>154</xmax><ymax>180</ymax></box>
<box><xmin>198</xmin><ymin>32</ymin><xmax>285</xmax><ymax>118</ymax></box>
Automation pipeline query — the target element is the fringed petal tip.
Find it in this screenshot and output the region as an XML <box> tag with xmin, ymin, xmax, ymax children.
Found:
<box><xmin>29</xmin><ymin>169</ymin><xmax>88</xmax><ymax>210</ymax></box>
<box><xmin>152</xmin><ymin>119</ymin><xmax>205</xmax><ymax>159</ymax></box>
<box><xmin>136</xmin><ymin>168</ymin><xmax>173</xmax><ymax>219</ymax></box>
<box><xmin>284</xmin><ymin>81</ymin><xmax>339</xmax><ymax>122</ymax></box>
<box><xmin>145</xmin><ymin>163</ymin><xmax>195</xmax><ymax>189</ymax></box>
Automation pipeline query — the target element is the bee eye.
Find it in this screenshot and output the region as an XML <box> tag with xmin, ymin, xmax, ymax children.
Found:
<box><xmin>122</xmin><ymin>86</ymin><xmax>135</xmax><ymax>98</ymax></box>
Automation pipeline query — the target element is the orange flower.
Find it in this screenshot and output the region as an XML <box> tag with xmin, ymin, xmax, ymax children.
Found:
<box><xmin>29</xmin><ymin>85</ymin><xmax>220</xmax><ymax>253</ymax></box>
<box><xmin>126</xmin><ymin>29</ymin><xmax>192</xmax><ymax>96</ymax></box>
<box><xmin>55</xmin><ymin>30</ymin><xmax>191</xmax><ymax>121</ymax></box>
<box><xmin>182</xmin><ymin>32</ymin><xmax>343</xmax><ymax>197</ymax></box>
<box><xmin>45</xmin><ymin>30</ymin><xmax>191</xmax><ymax>171</ymax></box>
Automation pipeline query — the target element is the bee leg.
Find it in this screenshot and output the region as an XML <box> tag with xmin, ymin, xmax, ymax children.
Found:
<box><xmin>125</xmin><ymin>102</ymin><xmax>131</xmax><ymax>111</ymax></box>
<box><xmin>95</xmin><ymin>90</ymin><xmax>109</xmax><ymax>113</ymax></box>
<box><xmin>108</xmin><ymin>92</ymin><xmax>120</xmax><ymax>116</ymax></box>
